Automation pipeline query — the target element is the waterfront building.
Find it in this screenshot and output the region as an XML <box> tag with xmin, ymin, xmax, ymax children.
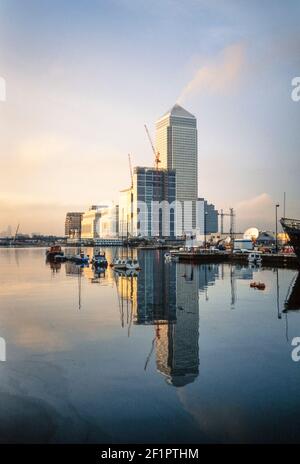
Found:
<box><xmin>65</xmin><ymin>212</ymin><xmax>83</xmax><ymax>238</ymax></box>
<box><xmin>156</xmin><ymin>104</ymin><xmax>198</xmax><ymax>235</ymax></box>
<box><xmin>99</xmin><ymin>204</ymin><xmax>119</xmax><ymax>238</ymax></box>
<box><xmin>81</xmin><ymin>205</ymin><xmax>108</xmax><ymax>240</ymax></box>
<box><xmin>119</xmin><ymin>187</ymin><xmax>134</xmax><ymax>237</ymax></box>
<box><xmin>196</xmin><ymin>198</ymin><xmax>218</xmax><ymax>235</ymax></box>
<box><xmin>119</xmin><ymin>167</ymin><xmax>176</xmax><ymax>238</ymax></box>
<box><xmin>256</xmin><ymin>231</ymin><xmax>275</xmax><ymax>247</ymax></box>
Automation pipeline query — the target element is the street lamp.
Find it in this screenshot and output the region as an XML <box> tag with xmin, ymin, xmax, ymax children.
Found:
<box><xmin>275</xmin><ymin>203</ymin><xmax>280</xmax><ymax>253</ymax></box>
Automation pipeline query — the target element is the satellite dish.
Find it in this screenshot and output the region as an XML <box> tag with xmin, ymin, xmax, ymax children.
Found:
<box><xmin>243</xmin><ymin>227</ymin><xmax>259</xmax><ymax>240</ymax></box>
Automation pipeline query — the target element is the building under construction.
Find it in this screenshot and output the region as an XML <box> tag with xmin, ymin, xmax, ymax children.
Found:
<box><xmin>119</xmin><ymin>166</ymin><xmax>176</xmax><ymax>238</ymax></box>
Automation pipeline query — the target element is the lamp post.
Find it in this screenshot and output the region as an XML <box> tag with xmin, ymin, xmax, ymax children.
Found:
<box><xmin>275</xmin><ymin>203</ymin><xmax>280</xmax><ymax>253</ymax></box>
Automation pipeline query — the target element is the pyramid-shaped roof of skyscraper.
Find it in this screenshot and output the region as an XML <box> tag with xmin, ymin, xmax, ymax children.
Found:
<box><xmin>160</xmin><ymin>103</ymin><xmax>195</xmax><ymax>120</ymax></box>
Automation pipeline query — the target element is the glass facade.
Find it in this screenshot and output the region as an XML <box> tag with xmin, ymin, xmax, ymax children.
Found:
<box><xmin>134</xmin><ymin>167</ymin><xmax>176</xmax><ymax>238</ymax></box>
<box><xmin>156</xmin><ymin>104</ymin><xmax>198</xmax><ymax>235</ymax></box>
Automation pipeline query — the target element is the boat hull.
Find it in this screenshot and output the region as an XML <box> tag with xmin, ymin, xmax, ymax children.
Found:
<box><xmin>280</xmin><ymin>218</ymin><xmax>300</xmax><ymax>266</ymax></box>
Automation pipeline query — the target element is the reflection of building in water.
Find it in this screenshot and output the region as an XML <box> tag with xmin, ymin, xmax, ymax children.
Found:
<box><xmin>156</xmin><ymin>263</ymin><xmax>199</xmax><ymax>387</ymax></box>
<box><xmin>135</xmin><ymin>250</ymin><xmax>176</xmax><ymax>324</ymax></box>
<box><xmin>65</xmin><ymin>261</ymin><xmax>83</xmax><ymax>276</ymax></box>
<box><xmin>232</xmin><ymin>265</ymin><xmax>254</xmax><ymax>281</ymax></box>
<box><xmin>198</xmin><ymin>264</ymin><xmax>219</xmax><ymax>294</ymax></box>
<box><xmin>115</xmin><ymin>271</ymin><xmax>138</xmax><ymax>327</ymax></box>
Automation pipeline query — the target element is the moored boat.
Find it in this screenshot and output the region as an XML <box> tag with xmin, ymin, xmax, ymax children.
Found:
<box><xmin>69</xmin><ymin>252</ymin><xmax>89</xmax><ymax>265</ymax></box>
<box><xmin>280</xmin><ymin>218</ymin><xmax>300</xmax><ymax>266</ymax></box>
<box><xmin>250</xmin><ymin>281</ymin><xmax>266</xmax><ymax>290</ymax></box>
<box><xmin>91</xmin><ymin>253</ymin><xmax>108</xmax><ymax>267</ymax></box>
<box><xmin>112</xmin><ymin>257</ymin><xmax>140</xmax><ymax>270</ymax></box>
<box><xmin>46</xmin><ymin>245</ymin><xmax>64</xmax><ymax>261</ymax></box>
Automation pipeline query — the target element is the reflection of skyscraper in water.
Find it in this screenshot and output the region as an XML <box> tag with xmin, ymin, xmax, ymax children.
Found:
<box><xmin>155</xmin><ymin>263</ymin><xmax>200</xmax><ymax>387</ymax></box>
<box><xmin>197</xmin><ymin>264</ymin><xmax>219</xmax><ymax>296</ymax></box>
<box><xmin>136</xmin><ymin>250</ymin><xmax>176</xmax><ymax>325</ymax></box>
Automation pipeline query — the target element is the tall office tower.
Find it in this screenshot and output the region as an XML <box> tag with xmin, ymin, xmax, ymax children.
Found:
<box><xmin>156</xmin><ymin>104</ymin><xmax>198</xmax><ymax>235</ymax></box>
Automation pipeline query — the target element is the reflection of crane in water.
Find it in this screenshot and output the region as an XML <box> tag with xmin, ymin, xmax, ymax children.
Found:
<box><xmin>144</xmin><ymin>324</ymin><xmax>161</xmax><ymax>371</ymax></box>
<box><xmin>14</xmin><ymin>223</ymin><xmax>20</xmax><ymax>244</ymax></box>
<box><xmin>114</xmin><ymin>271</ymin><xmax>137</xmax><ymax>336</ymax></box>
<box><xmin>230</xmin><ymin>265</ymin><xmax>236</xmax><ymax>308</ymax></box>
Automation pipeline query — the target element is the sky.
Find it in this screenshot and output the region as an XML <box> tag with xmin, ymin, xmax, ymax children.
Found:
<box><xmin>0</xmin><ymin>0</ymin><xmax>299</xmax><ymax>235</ymax></box>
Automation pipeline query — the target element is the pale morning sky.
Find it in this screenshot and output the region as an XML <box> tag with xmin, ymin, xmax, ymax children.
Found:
<box><xmin>0</xmin><ymin>0</ymin><xmax>299</xmax><ymax>234</ymax></box>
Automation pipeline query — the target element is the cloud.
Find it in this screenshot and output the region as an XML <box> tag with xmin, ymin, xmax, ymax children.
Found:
<box><xmin>177</xmin><ymin>43</ymin><xmax>246</xmax><ymax>104</ymax></box>
<box><xmin>235</xmin><ymin>193</ymin><xmax>276</xmax><ymax>230</ymax></box>
<box><xmin>236</xmin><ymin>193</ymin><xmax>272</xmax><ymax>212</ymax></box>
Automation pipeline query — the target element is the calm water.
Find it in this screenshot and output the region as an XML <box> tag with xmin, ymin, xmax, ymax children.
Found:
<box><xmin>0</xmin><ymin>247</ymin><xmax>300</xmax><ymax>444</ymax></box>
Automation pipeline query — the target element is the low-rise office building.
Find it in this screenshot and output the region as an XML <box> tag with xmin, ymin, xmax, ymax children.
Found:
<box><xmin>65</xmin><ymin>212</ymin><xmax>83</xmax><ymax>238</ymax></box>
<box><xmin>196</xmin><ymin>198</ymin><xmax>218</xmax><ymax>235</ymax></box>
<box><xmin>81</xmin><ymin>205</ymin><xmax>108</xmax><ymax>240</ymax></box>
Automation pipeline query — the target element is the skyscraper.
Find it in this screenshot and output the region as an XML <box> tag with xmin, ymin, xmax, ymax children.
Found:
<box><xmin>156</xmin><ymin>104</ymin><xmax>198</xmax><ymax>235</ymax></box>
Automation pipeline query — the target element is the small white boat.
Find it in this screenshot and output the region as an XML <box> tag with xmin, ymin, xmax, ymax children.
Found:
<box><xmin>165</xmin><ymin>253</ymin><xmax>171</xmax><ymax>262</ymax></box>
<box><xmin>248</xmin><ymin>251</ymin><xmax>262</xmax><ymax>265</ymax></box>
<box><xmin>112</xmin><ymin>258</ymin><xmax>140</xmax><ymax>270</ymax></box>
<box><xmin>112</xmin><ymin>258</ymin><xmax>127</xmax><ymax>269</ymax></box>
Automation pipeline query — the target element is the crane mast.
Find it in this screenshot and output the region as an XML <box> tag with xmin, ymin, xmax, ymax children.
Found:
<box><xmin>144</xmin><ymin>124</ymin><xmax>161</xmax><ymax>170</ymax></box>
<box><xmin>128</xmin><ymin>153</ymin><xmax>133</xmax><ymax>189</ymax></box>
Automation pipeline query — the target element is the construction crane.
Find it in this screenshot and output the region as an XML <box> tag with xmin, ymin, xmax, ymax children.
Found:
<box><xmin>229</xmin><ymin>208</ymin><xmax>235</xmax><ymax>241</ymax></box>
<box><xmin>219</xmin><ymin>209</ymin><xmax>235</xmax><ymax>236</ymax></box>
<box><xmin>128</xmin><ymin>153</ymin><xmax>133</xmax><ymax>189</ymax></box>
<box><xmin>144</xmin><ymin>124</ymin><xmax>161</xmax><ymax>170</ymax></box>
<box><xmin>127</xmin><ymin>154</ymin><xmax>134</xmax><ymax>237</ymax></box>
